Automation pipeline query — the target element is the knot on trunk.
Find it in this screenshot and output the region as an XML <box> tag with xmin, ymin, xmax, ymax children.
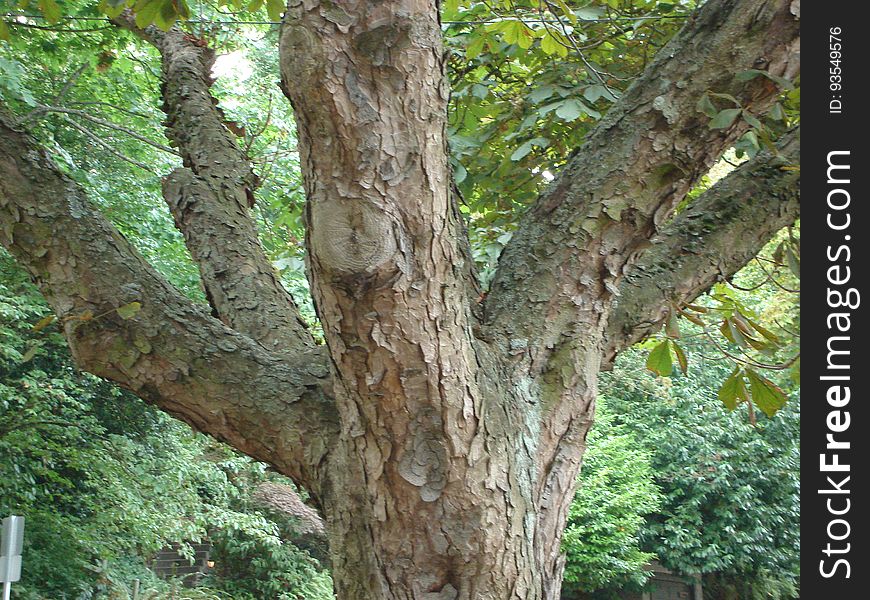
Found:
<box><xmin>309</xmin><ymin>199</ymin><xmax>400</xmax><ymax>277</ymax></box>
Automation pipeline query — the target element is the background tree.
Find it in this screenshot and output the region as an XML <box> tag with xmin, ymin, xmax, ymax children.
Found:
<box><xmin>1</xmin><ymin>0</ymin><xmax>800</xmax><ymax>597</ymax></box>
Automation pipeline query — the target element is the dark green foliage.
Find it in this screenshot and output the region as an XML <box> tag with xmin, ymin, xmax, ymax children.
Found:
<box><xmin>598</xmin><ymin>351</ymin><xmax>800</xmax><ymax>596</ymax></box>
<box><xmin>206</xmin><ymin>526</ymin><xmax>332</xmax><ymax>600</ymax></box>
<box><xmin>562</xmin><ymin>408</ymin><xmax>661</xmax><ymax>593</ymax></box>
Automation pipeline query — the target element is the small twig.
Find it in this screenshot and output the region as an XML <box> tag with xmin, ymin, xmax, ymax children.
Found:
<box><xmin>5</xmin><ymin>20</ymin><xmax>112</xmax><ymax>33</ymax></box>
<box><xmin>18</xmin><ymin>63</ymin><xmax>89</xmax><ymax>126</ymax></box>
<box><xmin>39</xmin><ymin>105</ymin><xmax>178</xmax><ymax>156</ymax></box>
<box><xmin>62</xmin><ymin>116</ymin><xmax>159</xmax><ymax>174</ymax></box>
<box><xmin>54</xmin><ymin>63</ymin><xmax>89</xmax><ymax>104</ymax></box>
<box><xmin>69</xmin><ymin>101</ymin><xmax>154</xmax><ymax>120</ymax></box>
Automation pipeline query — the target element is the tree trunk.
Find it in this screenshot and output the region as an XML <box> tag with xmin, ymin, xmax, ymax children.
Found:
<box><xmin>0</xmin><ymin>0</ymin><xmax>800</xmax><ymax>598</ymax></box>
<box><xmin>313</xmin><ymin>380</ymin><xmax>591</xmax><ymax>600</ymax></box>
<box><xmin>275</xmin><ymin>1</ymin><xmax>595</xmax><ymax>597</ymax></box>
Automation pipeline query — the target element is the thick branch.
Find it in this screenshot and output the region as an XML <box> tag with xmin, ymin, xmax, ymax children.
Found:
<box><xmin>0</xmin><ymin>114</ymin><xmax>337</xmax><ymax>489</ymax></box>
<box><xmin>484</xmin><ymin>0</ymin><xmax>800</xmax><ymax>361</ymax></box>
<box><xmin>603</xmin><ymin>127</ymin><xmax>800</xmax><ymax>367</ymax></box>
<box><xmin>115</xmin><ymin>15</ymin><xmax>314</xmax><ymax>354</ymax></box>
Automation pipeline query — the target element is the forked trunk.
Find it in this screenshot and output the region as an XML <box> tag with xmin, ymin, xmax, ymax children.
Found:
<box><xmin>0</xmin><ymin>1</ymin><xmax>800</xmax><ymax>598</ymax></box>
<box><xmin>278</xmin><ymin>1</ymin><xmax>597</xmax><ymax>597</ymax></box>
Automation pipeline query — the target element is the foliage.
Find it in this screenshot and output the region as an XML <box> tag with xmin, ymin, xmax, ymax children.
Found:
<box><xmin>207</xmin><ymin>526</ymin><xmax>333</xmax><ymax>600</ymax></box>
<box><xmin>441</xmin><ymin>1</ymin><xmax>695</xmax><ymax>284</ymax></box>
<box><xmin>640</xmin><ymin>224</ymin><xmax>800</xmax><ymax>420</ymax></box>
<box><xmin>599</xmin><ymin>350</ymin><xmax>800</xmax><ymax>595</ymax></box>
<box><xmin>562</xmin><ymin>406</ymin><xmax>661</xmax><ymax>594</ymax></box>
<box><xmin>562</xmin><ymin>246</ymin><xmax>799</xmax><ymax>595</ymax></box>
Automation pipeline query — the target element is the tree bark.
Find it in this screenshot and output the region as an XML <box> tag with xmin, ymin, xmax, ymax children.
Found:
<box><xmin>0</xmin><ymin>113</ymin><xmax>337</xmax><ymax>488</ymax></box>
<box><xmin>604</xmin><ymin>127</ymin><xmax>800</xmax><ymax>368</ymax></box>
<box><xmin>0</xmin><ymin>0</ymin><xmax>801</xmax><ymax>598</ymax></box>
<box><xmin>114</xmin><ymin>14</ymin><xmax>316</xmax><ymax>355</ymax></box>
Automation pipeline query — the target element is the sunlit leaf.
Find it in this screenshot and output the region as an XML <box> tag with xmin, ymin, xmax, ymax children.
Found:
<box><xmin>745</xmin><ymin>368</ymin><xmax>788</xmax><ymax>417</ymax></box>
<box><xmin>116</xmin><ymin>302</ymin><xmax>142</xmax><ymax>320</ymax></box>
<box><xmin>646</xmin><ymin>341</ymin><xmax>673</xmax><ymax>377</ymax></box>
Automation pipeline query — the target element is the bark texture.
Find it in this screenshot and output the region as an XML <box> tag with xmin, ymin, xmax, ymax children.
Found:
<box><xmin>0</xmin><ymin>114</ymin><xmax>337</xmax><ymax>487</ymax></box>
<box><xmin>604</xmin><ymin>127</ymin><xmax>800</xmax><ymax>368</ymax></box>
<box><xmin>115</xmin><ymin>13</ymin><xmax>315</xmax><ymax>355</ymax></box>
<box><xmin>0</xmin><ymin>0</ymin><xmax>801</xmax><ymax>598</ymax></box>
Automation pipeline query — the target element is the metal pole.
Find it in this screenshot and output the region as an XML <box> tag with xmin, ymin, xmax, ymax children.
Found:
<box><xmin>3</xmin><ymin>580</ymin><xmax>11</xmax><ymax>600</ymax></box>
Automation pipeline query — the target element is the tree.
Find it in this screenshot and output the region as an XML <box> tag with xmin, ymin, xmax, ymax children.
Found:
<box><xmin>0</xmin><ymin>0</ymin><xmax>800</xmax><ymax>597</ymax></box>
<box><xmin>561</xmin><ymin>403</ymin><xmax>661</xmax><ymax>596</ymax></box>
<box><xmin>598</xmin><ymin>351</ymin><xmax>800</xmax><ymax>599</ymax></box>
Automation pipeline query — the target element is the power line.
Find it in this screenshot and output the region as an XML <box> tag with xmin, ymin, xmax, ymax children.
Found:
<box><xmin>3</xmin><ymin>11</ymin><xmax>690</xmax><ymax>28</ymax></box>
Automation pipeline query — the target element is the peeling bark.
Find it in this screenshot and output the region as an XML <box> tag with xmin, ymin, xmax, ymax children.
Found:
<box><xmin>0</xmin><ymin>0</ymin><xmax>802</xmax><ymax>598</ymax></box>
<box><xmin>115</xmin><ymin>14</ymin><xmax>315</xmax><ymax>354</ymax></box>
<box><xmin>485</xmin><ymin>0</ymin><xmax>800</xmax><ymax>351</ymax></box>
<box><xmin>0</xmin><ymin>114</ymin><xmax>337</xmax><ymax>488</ymax></box>
<box><xmin>604</xmin><ymin>127</ymin><xmax>800</xmax><ymax>368</ymax></box>
<box><xmin>278</xmin><ymin>2</ymin><xmax>542</xmax><ymax>596</ymax></box>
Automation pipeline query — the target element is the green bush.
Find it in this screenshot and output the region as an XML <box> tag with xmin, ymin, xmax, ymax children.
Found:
<box><xmin>562</xmin><ymin>407</ymin><xmax>662</xmax><ymax>594</ymax></box>
<box><xmin>1</xmin><ymin>253</ymin><xmax>331</xmax><ymax>599</ymax></box>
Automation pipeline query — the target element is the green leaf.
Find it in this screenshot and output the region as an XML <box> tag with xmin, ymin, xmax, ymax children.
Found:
<box><xmin>665</xmin><ymin>313</ymin><xmax>681</xmax><ymax>339</ymax></box>
<box><xmin>465</xmin><ymin>34</ymin><xmax>486</xmax><ymax>59</ymax></box>
<box><xmin>741</xmin><ymin>110</ymin><xmax>762</xmax><ymax>130</ymax></box>
<box><xmin>736</xmin><ymin>68</ymin><xmax>794</xmax><ymax>90</ymax></box>
<box><xmin>266</xmin><ymin>0</ymin><xmax>284</xmax><ymax>21</ymax></box>
<box><xmin>708</xmin><ymin>92</ymin><xmax>740</xmax><ymax>106</ymax></box>
<box><xmin>500</xmin><ymin>21</ymin><xmax>526</xmax><ymax>47</ymax></box>
<box><xmin>21</xmin><ymin>342</ymin><xmax>41</xmax><ymax>363</ymax></box>
<box><xmin>101</xmin><ymin>1</ymin><xmax>127</xmax><ymax>18</ymax></box>
<box><xmin>155</xmin><ymin>0</ymin><xmax>187</xmax><ymax>31</ymax></box>
<box><xmin>785</xmin><ymin>246</ymin><xmax>800</xmax><ymax>278</ymax></box>
<box><xmin>718</xmin><ymin>369</ymin><xmax>748</xmax><ymax>410</ymax></box>
<box><xmin>555</xmin><ymin>98</ymin><xmax>598</xmax><ymax>121</ymax></box>
<box><xmin>769</xmin><ymin>102</ymin><xmax>785</xmax><ymax>121</ymax></box>
<box><xmin>745</xmin><ymin>369</ymin><xmax>788</xmax><ymax>417</ymax></box>
<box><xmin>646</xmin><ymin>341</ymin><xmax>673</xmax><ymax>377</ymax></box>
<box><xmin>528</xmin><ymin>85</ymin><xmax>556</xmax><ymax>103</ymax></box>
<box><xmin>116</xmin><ymin>301</ymin><xmax>142</xmax><ymax>320</ymax></box>
<box><xmin>452</xmin><ymin>161</ymin><xmax>467</xmax><ymax>184</ymax></box>
<box><xmin>708</xmin><ymin>108</ymin><xmax>742</xmax><ymax>130</ymax></box>
<box><xmin>540</xmin><ymin>31</ymin><xmax>569</xmax><ymax>58</ymax></box>
<box><xmin>583</xmin><ymin>84</ymin><xmax>618</xmax><ymax>103</ymax></box>
<box><xmin>38</xmin><ymin>0</ymin><xmax>62</xmax><ymax>23</ymax></box>
<box><xmin>442</xmin><ymin>0</ymin><xmax>460</xmax><ymax>19</ymax></box>
<box><xmin>552</xmin><ymin>0</ymin><xmax>578</xmax><ymax>24</ymax></box>
<box><xmin>134</xmin><ymin>0</ymin><xmax>162</xmax><ymax>28</ymax></box>
<box><xmin>741</xmin><ymin>130</ymin><xmax>760</xmax><ymax>152</ymax></box>
<box><xmin>471</xmin><ymin>83</ymin><xmax>489</xmax><ymax>99</ymax></box>
<box><xmin>747</xmin><ymin>318</ymin><xmax>779</xmax><ymax>344</ymax></box>
<box><xmin>0</xmin><ymin>19</ymin><xmax>9</xmax><ymax>42</ymax></box>
<box><xmin>696</xmin><ymin>93</ymin><xmax>718</xmax><ymax>118</ymax></box>
<box><xmin>32</xmin><ymin>315</ymin><xmax>56</xmax><ymax>332</ymax></box>
<box><xmin>735</xmin><ymin>69</ymin><xmax>765</xmax><ymax>82</ymax></box>
<box><xmin>510</xmin><ymin>141</ymin><xmax>534</xmax><ymax>162</ymax></box>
